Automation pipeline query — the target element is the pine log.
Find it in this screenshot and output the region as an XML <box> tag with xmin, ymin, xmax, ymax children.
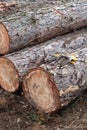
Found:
<box><xmin>0</xmin><ymin>0</ymin><xmax>87</xmax><ymax>53</ymax></box>
<box><xmin>0</xmin><ymin>57</ymin><xmax>19</xmax><ymax>92</ymax></box>
<box><xmin>23</xmin><ymin>67</ymin><xmax>61</xmax><ymax>113</ymax></box>
<box><xmin>0</xmin><ymin>23</ymin><xmax>10</xmax><ymax>54</ymax></box>
<box><xmin>4</xmin><ymin>28</ymin><xmax>87</xmax><ymax>112</ymax></box>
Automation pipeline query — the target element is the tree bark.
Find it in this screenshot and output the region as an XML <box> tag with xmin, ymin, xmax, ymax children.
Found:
<box><xmin>4</xmin><ymin>28</ymin><xmax>87</xmax><ymax>112</ymax></box>
<box><xmin>0</xmin><ymin>0</ymin><xmax>87</xmax><ymax>53</ymax></box>
<box><xmin>0</xmin><ymin>57</ymin><xmax>19</xmax><ymax>92</ymax></box>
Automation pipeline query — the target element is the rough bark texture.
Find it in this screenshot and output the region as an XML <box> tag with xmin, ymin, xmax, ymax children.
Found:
<box><xmin>0</xmin><ymin>57</ymin><xmax>19</xmax><ymax>92</ymax></box>
<box><xmin>4</xmin><ymin>28</ymin><xmax>87</xmax><ymax>109</ymax></box>
<box><xmin>23</xmin><ymin>67</ymin><xmax>61</xmax><ymax>113</ymax></box>
<box><xmin>0</xmin><ymin>0</ymin><xmax>87</xmax><ymax>52</ymax></box>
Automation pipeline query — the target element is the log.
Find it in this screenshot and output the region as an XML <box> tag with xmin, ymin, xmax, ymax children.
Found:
<box><xmin>4</xmin><ymin>28</ymin><xmax>87</xmax><ymax>112</ymax></box>
<box><xmin>0</xmin><ymin>0</ymin><xmax>87</xmax><ymax>53</ymax></box>
<box><xmin>0</xmin><ymin>57</ymin><xmax>19</xmax><ymax>92</ymax></box>
<box><xmin>23</xmin><ymin>67</ymin><xmax>61</xmax><ymax>113</ymax></box>
<box><xmin>0</xmin><ymin>23</ymin><xmax>10</xmax><ymax>54</ymax></box>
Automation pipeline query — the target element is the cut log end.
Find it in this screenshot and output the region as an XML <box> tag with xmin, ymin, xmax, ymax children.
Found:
<box><xmin>0</xmin><ymin>23</ymin><xmax>10</xmax><ymax>54</ymax></box>
<box><xmin>0</xmin><ymin>57</ymin><xmax>19</xmax><ymax>92</ymax></box>
<box><xmin>23</xmin><ymin>67</ymin><xmax>61</xmax><ymax>113</ymax></box>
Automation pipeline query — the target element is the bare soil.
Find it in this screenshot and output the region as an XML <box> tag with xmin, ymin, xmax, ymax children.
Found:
<box><xmin>0</xmin><ymin>88</ymin><xmax>87</xmax><ymax>130</ymax></box>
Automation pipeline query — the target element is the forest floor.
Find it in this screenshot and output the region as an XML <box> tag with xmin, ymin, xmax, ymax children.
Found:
<box><xmin>0</xmin><ymin>88</ymin><xmax>87</xmax><ymax>130</ymax></box>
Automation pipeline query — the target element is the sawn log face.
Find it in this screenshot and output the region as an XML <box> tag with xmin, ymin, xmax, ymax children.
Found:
<box><xmin>23</xmin><ymin>67</ymin><xmax>61</xmax><ymax>113</ymax></box>
<box><xmin>0</xmin><ymin>57</ymin><xmax>19</xmax><ymax>92</ymax></box>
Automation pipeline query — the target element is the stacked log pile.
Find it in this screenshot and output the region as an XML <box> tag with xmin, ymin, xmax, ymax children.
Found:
<box><xmin>0</xmin><ymin>0</ymin><xmax>87</xmax><ymax>113</ymax></box>
<box><xmin>0</xmin><ymin>0</ymin><xmax>87</xmax><ymax>53</ymax></box>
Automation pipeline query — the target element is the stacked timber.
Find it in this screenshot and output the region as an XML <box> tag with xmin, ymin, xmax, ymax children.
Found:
<box><xmin>2</xmin><ymin>28</ymin><xmax>87</xmax><ymax>113</ymax></box>
<box><xmin>0</xmin><ymin>0</ymin><xmax>87</xmax><ymax>54</ymax></box>
<box><xmin>0</xmin><ymin>0</ymin><xmax>87</xmax><ymax>113</ymax></box>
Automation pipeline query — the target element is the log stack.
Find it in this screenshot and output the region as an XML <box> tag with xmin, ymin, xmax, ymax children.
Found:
<box><xmin>0</xmin><ymin>0</ymin><xmax>87</xmax><ymax>53</ymax></box>
<box><xmin>0</xmin><ymin>0</ymin><xmax>87</xmax><ymax>114</ymax></box>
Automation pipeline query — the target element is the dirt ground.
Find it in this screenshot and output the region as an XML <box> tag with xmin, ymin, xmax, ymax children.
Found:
<box><xmin>0</xmin><ymin>88</ymin><xmax>87</xmax><ymax>130</ymax></box>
